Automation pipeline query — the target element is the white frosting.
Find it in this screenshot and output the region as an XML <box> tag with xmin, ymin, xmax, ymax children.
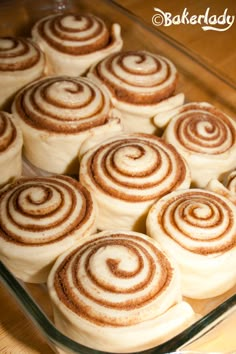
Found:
<box><xmin>0</xmin><ymin>175</ymin><xmax>97</xmax><ymax>283</ymax></box>
<box><xmin>48</xmin><ymin>230</ymin><xmax>195</xmax><ymax>352</ymax></box>
<box><xmin>32</xmin><ymin>14</ymin><xmax>123</xmax><ymax>76</ymax></box>
<box><xmin>0</xmin><ymin>37</ymin><xmax>45</xmax><ymax>109</ymax></box>
<box><xmin>146</xmin><ymin>188</ymin><xmax>236</xmax><ymax>299</ymax></box>
<box><xmin>0</xmin><ymin>112</ymin><xmax>23</xmax><ymax>186</ymax></box>
<box><xmin>161</xmin><ymin>102</ymin><xmax>236</xmax><ymax>187</ymax></box>
<box><xmin>79</xmin><ymin>133</ymin><xmax>191</xmax><ymax>232</ymax></box>
<box><xmin>12</xmin><ymin>76</ymin><xmax>123</xmax><ymax>174</ymax></box>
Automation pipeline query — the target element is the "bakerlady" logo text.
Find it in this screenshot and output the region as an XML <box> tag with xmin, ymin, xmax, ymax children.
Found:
<box><xmin>152</xmin><ymin>8</ymin><xmax>235</xmax><ymax>31</ymax></box>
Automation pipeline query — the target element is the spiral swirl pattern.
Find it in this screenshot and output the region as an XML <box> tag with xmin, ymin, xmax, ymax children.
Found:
<box><xmin>34</xmin><ymin>13</ymin><xmax>110</xmax><ymax>55</ymax></box>
<box><xmin>148</xmin><ymin>189</ymin><xmax>236</xmax><ymax>255</ymax></box>
<box><xmin>0</xmin><ymin>175</ymin><xmax>94</xmax><ymax>245</ymax></box>
<box><xmin>51</xmin><ymin>231</ymin><xmax>179</xmax><ymax>326</ymax></box>
<box><xmin>90</xmin><ymin>50</ymin><xmax>178</xmax><ymax>104</ymax></box>
<box><xmin>14</xmin><ymin>76</ymin><xmax>110</xmax><ymax>133</ymax></box>
<box><xmin>0</xmin><ymin>112</ymin><xmax>17</xmax><ymax>152</ymax></box>
<box><xmin>0</xmin><ymin>36</ymin><xmax>43</xmax><ymax>71</ymax></box>
<box><xmin>166</xmin><ymin>102</ymin><xmax>236</xmax><ymax>154</ymax></box>
<box><xmin>80</xmin><ymin>133</ymin><xmax>190</xmax><ymax>202</ymax></box>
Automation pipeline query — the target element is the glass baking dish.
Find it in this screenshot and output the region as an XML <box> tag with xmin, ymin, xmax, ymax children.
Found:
<box><xmin>0</xmin><ymin>0</ymin><xmax>236</xmax><ymax>353</ymax></box>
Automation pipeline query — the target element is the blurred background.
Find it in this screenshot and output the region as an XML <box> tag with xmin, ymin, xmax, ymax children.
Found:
<box><xmin>114</xmin><ymin>0</ymin><xmax>236</xmax><ymax>81</ymax></box>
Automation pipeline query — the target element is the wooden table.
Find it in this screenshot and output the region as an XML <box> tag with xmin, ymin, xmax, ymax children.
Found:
<box><xmin>0</xmin><ymin>0</ymin><xmax>236</xmax><ymax>353</ymax></box>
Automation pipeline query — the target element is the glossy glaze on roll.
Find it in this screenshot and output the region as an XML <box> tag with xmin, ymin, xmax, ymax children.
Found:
<box><xmin>32</xmin><ymin>13</ymin><xmax>123</xmax><ymax>75</ymax></box>
<box><xmin>160</xmin><ymin>102</ymin><xmax>236</xmax><ymax>187</ymax></box>
<box><xmin>0</xmin><ymin>175</ymin><xmax>97</xmax><ymax>283</ymax></box>
<box><xmin>88</xmin><ymin>50</ymin><xmax>184</xmax><ymax>133</ymax></box>
<box><xmin>79</xmin><ymin>133</ymin><xmax>191</xmax><ymax>231</ymax></box>
<box><xmin>12</xmin><ymin>75</ymin><xmax>123</xmax><ymax>174</ymax></box>
<box><xmin>48</xmin><ymin>230</ymin><xmax>194</xmax><ymax>352</ymax></box>
<box><xmin>0</xmin><ymin>36</ymin><xmax>45</xmax><ymax>109</ymax></box>
<box><xmin>0</xmin><ymin>111</ymin><xmax>23</xmax><ymax>186</ymax></box>
<box><xmin>146</xmin><ymin>188</ymin><xmax>236</xmax><ymax>299</ymax></box>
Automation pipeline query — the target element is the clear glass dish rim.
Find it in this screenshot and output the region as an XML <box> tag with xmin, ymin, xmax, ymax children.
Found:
<box><xmin>110</xmin><ymin>0</ymin><xmax>236</xmax><ymax>91</ymax></box>
<box><xmin>1</xmin><ymin>260</ymin><xmax>236</xmax><ymax>354</ymax></box>
<box><xmin>0</xmin><ymin>0</ymin><xmax>235</xmax><ymax>353</ymax></box>
<box><xmin>0</xmin><ymin>0</ymin><xmax>236</xmax><ymax>92</ymax></box>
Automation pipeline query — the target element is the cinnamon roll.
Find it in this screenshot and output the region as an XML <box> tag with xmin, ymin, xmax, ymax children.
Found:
<box><xmin>48</xmin><ymin>230</ymin><xmax>195</xmax><ymax>352</ymax></box>
<box><xmin>146</xmin><ymin>189</ymin><xmax>236</xmax><ymax>299</ymax></box>
<box><xmin>12</xmin><ymin>75</ymin><xmax>123</xmax><ymax>174</ymax></box>
<box><xmin>207</xmin><ymin>170</ymin><xmax>236</xmax><ymax>206</ymax></box>
<box><xmin>0</xmin><ymin>36</ymin><xmax>45</xmax><ymax>109</ymax></box>
<box><xmin>31</xmin><ymin>13</ymin><xmax>123</xmax><ymax>76</ymax></box>
<box><xmin>0</xmin><ymin>111</ymin><xmax>23</xmax><ymax>186</ymax></box>
<box><xmin>88</xmin><ymin>50</ymin><xmax>184</xmax><ymax>134</ymax></box>
<box><xmin>160</xmin><ymin>102</ymin><xmax>236</xmax><ymax>187</ymax></box>
<box><xmin>0</xmin><ymin>175</ymin><xmax>97</xmax><ymax>283</ymax></box>
<box><xmin>79</xmin><ymin>133</ymin><xmax>191</xmax><ymax>232</ymax></box>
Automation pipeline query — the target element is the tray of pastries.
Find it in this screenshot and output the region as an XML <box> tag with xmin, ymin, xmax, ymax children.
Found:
<box><xmin>0</xmin><ymin>0</ymin><xmax>235</xmax><ymax>353</ymax></box>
